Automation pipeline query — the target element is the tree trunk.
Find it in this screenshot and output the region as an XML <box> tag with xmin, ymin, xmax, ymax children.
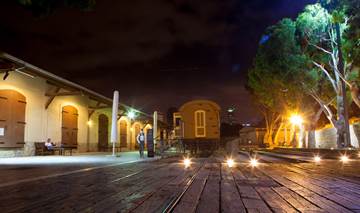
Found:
<box><xmin>273</xmin><ymin>122</ymin><xmax>284</xmax><ymax>147</ymax></box>
<box><xmin>336</xmin><ymin>95</ymin><xmax>346</xmax><ymax>148</ymax></box>
<box><xmin>335</xmin><ymin>22</ymin><xmax>351</xmax><ymax>148</ymax></box>
<box><xmin>307</xmin><ymin>129</ymin><xmax>316</xmax><ymax>148</ymax></box>
<box><xmin>306</xmin><ymin>108</ymin><xmax>323</xmax><ymax>149</ymax></box>
<box><xmin>351</xmin><ymin>82</ymin><xmax>360</xmax><ymax>109</ymax></box>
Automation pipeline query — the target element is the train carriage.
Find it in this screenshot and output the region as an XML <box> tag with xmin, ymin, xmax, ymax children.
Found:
<box><xmin>173</xmin><ymin>100</ymin><xmax>221</xmax><ymax>155</ymax></box>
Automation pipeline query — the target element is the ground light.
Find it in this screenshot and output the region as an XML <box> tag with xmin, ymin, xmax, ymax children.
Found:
<box><xmin>183</xmin><ymin>158</ymin><xmax>191</xmax><ymax>168</ymax></box>
<box><xmin>226</xmin><ymin>158</ymin><xmax>235</xmax><ymax>168</ymax></box>
<box><xmin>250</xmin><ymin>158</ymin><xmax>259</xmax><ymax>167</ymax></box>
<box><xmin>314</xmin><ymin>155</ymin><xmax>321</xmax><ymax>163</ymax></box>
<box><xmin>340</xmin><ymin>155</ymin><xmax>349</xmax><ymax>163</ymax></box>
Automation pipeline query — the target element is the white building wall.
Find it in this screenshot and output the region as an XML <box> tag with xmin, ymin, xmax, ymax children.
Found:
<box><xmin>314</xmin><ymin>124</ymin><xmax>360</xmax><ymax>148</ymax></box>
<box><xmin>0</xmin><ymin>71</ymin><xmax>101</xmax><ymax>155</ymax></box>
<box><xmin>0</xmin><ymin>72</ymin><xmax>47</xmax><ymax>144</ymax></box>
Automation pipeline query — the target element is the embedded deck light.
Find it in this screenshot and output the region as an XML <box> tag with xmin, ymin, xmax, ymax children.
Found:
<box><xmin>183</xmin><ymin>158</ymin><xmax>191</xmax><ymax>168</ymax></box>
<box><xmin>226</xmin><ymin>158</ymin><xmax>235</xmax><ymax>168</ymax></box>
<box><xmin>340</xmin><ymin>155</ymin><xmax>349</xmax><ymax>163</ymax></box>
<box><xmin>250</xmin><ymin>158</ymin><xmax>259</xmax><ymax>167</ymax></box>
<box><xmin>314</xmin><ymin>155</ymin><xmax>321</xmax><ymax>163</ymax></box>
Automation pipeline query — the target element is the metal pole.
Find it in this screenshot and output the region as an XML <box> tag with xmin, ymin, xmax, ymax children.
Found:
<box><xmin>111</xmin><ymin>91</ymin><xmax>119</xmax><ymax>156</ymax></box>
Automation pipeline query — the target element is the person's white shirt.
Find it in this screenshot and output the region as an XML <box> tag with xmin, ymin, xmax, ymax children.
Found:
<box><xmin>137</xmin><ymin>132</ymin><xmax>145</xmax><ymax>144</ymax></box>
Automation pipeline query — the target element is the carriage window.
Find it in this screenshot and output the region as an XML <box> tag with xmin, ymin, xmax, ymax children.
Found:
<box><xmin>195</xmin><ymin>110</ymin><xmax>206</xmax><ymax>137</ymax></box>
<box><xmin>175</xmin><ymin>117</ymin><xmax>181</xmax><ymax>127</ymax></box>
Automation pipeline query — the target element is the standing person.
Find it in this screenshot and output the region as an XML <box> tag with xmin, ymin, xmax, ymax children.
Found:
<box><xmin>136</xmin><ymin>129</ymin><xmax>145</xmax><ymax>158</ymax></box>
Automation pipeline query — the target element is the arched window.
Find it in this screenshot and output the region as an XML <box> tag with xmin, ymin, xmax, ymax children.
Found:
<box><xmin>195</xmin><ymin>110</ymin><xmax>206</xmax><ymax>137</ymax></box>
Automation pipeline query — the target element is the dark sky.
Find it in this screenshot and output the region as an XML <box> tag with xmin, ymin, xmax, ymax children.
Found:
<box><xmin>0</xmin><ymin>0</ymin><xmax>315</xmax><ymax>123</ymax></box>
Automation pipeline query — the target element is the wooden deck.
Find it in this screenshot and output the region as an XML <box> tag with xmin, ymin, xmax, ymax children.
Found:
<box><xmin>0</xmin><ymin>153</ymin><xmax>359</xmax><ymax>212</ymax></box>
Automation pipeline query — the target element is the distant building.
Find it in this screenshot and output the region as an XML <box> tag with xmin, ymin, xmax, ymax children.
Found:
<box><xmin>173</xmin><ymin>100</ymin><xmax>221</xmax><ymax>140</ymax></box>
<box><xmin>239</xmin><ymin>127</ymin><xmax>266</xmax><ymax>147</ymax></box>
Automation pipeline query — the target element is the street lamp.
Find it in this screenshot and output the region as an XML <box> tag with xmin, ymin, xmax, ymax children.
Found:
<box><xmin>290</xmin><ymin>114</ymin><xmax>303</xmax><ymax>126</ymax></box>
<box><xmin>290</xmin><ymin>114</ymin><xmax>303</xmax><ymax>148</ymax></box>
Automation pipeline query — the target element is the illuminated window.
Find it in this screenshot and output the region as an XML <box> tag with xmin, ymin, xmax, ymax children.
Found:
<box><xmin>195</xmin><ymin>110</ymin><xmax>206</xmax><ymax>137</ymax></box>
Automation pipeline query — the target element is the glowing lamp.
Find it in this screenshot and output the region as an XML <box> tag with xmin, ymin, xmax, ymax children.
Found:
<box><xmin>250</xmin><ymin>158</ymin><xmax>259</xmax><ymax>167</ymax></box>
<box><xmin>290</xmin><ymin>114</ymin><xmax>303</xmax><ymax>126</ymax></box>
<box><xmin>226</xmin><ymin>158</ymin><xmax>235</xmax><ymax>168</ymax></box>
<box><xmin>128</xmin><ymin>110</ymin><xmax>136</xmax><ymax>119</ymax></box>
<box><xmin>87</xmin><ymin>120</ymin><xmax>92</xmax><ymax>126</ymax></box>
<box><xmin>314</xmin><ymin>156</ymin><xmax>321</xmax><ymax>163</ymax></box>
<box><xmin>183</xmin><ymin>158</ymin><xmax>191</xmax><ymax>168</ymax></box>
<box><xmin>340</xmin><ymin>155</ymin><xmax>349</xmax><ymax>163</ymax></box>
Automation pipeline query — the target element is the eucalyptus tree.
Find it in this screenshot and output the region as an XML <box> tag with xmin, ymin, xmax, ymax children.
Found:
<box><xmin>296</xmin><ymin>3</ymin><xmax>355</xmax><ymax>147</ymax></box>
<box><xmin>248</xmin><ymin>19</ymin><xmax>307</xmax><ymax>147</ymax></box>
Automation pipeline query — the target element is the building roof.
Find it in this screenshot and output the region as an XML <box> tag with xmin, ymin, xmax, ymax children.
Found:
<box><xmin>0</xmin><ymin>52</ymin><xmax>165</xmax><ymax>125</ymax></box>
<box><xmin>179</xmin><ymin>99</ymin><xmax>221</xmax><ymax>112</ymax></box>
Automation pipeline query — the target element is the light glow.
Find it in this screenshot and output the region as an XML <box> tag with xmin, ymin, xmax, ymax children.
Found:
<box><xmin>250</xmin><ymin>158</ymin><xmax>259</xmax><ymax>167</ymax></box>
<box><xmin>87</xmin><ymin>120</ymin><xmax>92</xmax><ymax>126</ymax></box>
<box><xmin>226</xmin><ymin>158</ymin><xmax>235</xmax><ymax>168</ymax></box>
<box><xmin>340</xmin><ymin>155</ymin><xmax>349</xmax><ymax>163</ymax></box>
<box><xmin>314</xmin><ymin>155</ymin><xmax>321</xmax><ymax>163</ymax></box>
<box><xmin>183</xmin><ymin>158</ymin><xmax>191</xmax><ymax>168</ymax></box>
<box><xmin>127</xmin><ymin>111</ymin><xmax>136</xmax><ymax>119</ymax></box>
<box><xmin>290</xmin><ymin>114</ymin><xmax>303</xmax><ymax>126</ymax></box>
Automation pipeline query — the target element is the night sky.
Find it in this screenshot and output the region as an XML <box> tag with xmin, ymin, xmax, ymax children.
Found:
<box><xmin>0</xmin><ymin>0</ymin><xmax>316</xmax><ymax>123</ymax></box>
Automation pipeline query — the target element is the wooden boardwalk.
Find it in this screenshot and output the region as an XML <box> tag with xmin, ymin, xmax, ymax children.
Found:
<box><xmin>0</xmin><ymin>153</ymin><xmax>359</xmax><ymax>212</ymax></box>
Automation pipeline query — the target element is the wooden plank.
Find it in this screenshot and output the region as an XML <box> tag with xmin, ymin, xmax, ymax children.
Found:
<box><xmin>262</xmin><ymin>166</ymin><xmax>353</xmax><ymax>213</ymax></box>
<box><xmin>173</xmin><ymin>164</ymin><xmax>211</xmax><ymax>213</ymax></box>
<box><xmin>255</xmin><ymin>187</ymin><xmax>297</xmax><ymax>213</ymax></box>
<box><xmin>272</xmin><ymin>186</ymin><xmax>322</xmax><ymax>212</ymax></box>
<box><xmin>131</xmin><ymin>163</ymin><xmax>201</xmax><ymax>213</ymax></box>
<box><xmin>196</xmin><ymin>163</ymin><xmax>220</xmax><ymax>213</ymax></box>
<box><xmin>221</xmin><ymin>164</ymin><xmax>246</xmax><ymax>213</ymax></box>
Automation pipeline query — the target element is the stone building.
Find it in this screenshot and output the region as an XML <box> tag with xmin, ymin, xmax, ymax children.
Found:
<box><xmin>0</xmin><ymin>52</ymin><xmax>161</xmax><ymax>157</ymax></box>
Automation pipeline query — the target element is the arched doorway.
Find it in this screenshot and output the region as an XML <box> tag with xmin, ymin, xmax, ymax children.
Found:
<box><xmin>61</xmin><ymin>105</ymin><xmax>78</xmax><ymax>146</ymax></box>
<box><xmin>120</xmin><ymin>120</ymin><xmax>128</xmax><ymax>148</ymax></box>
<box><xmin>98</xmin><ymin>114</ymin><xmax>108</xmax><ymax>151</ymax></box>
<box><xmin>0</xmin><ymin>90</ymin><xmax>26</xmax><ymax>148</ymax></box>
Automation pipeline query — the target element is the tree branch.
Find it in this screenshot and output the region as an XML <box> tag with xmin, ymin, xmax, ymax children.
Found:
<box><xmin>313</xmin><ymin>61</ymin><xmax>338</xmax><ymax>92</ymax></box>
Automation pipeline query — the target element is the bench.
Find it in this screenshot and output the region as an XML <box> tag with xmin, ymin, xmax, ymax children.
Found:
<box><xmin>34</xmin><ymin>142</ymin><xmax>54</xmax><ymax>156</ymax></box>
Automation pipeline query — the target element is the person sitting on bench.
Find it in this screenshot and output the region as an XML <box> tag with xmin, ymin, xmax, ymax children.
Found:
<box><xmin>45</xmin><ymin>138</ymin><xmax>55</xmax><ymax>150</ymax></box>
